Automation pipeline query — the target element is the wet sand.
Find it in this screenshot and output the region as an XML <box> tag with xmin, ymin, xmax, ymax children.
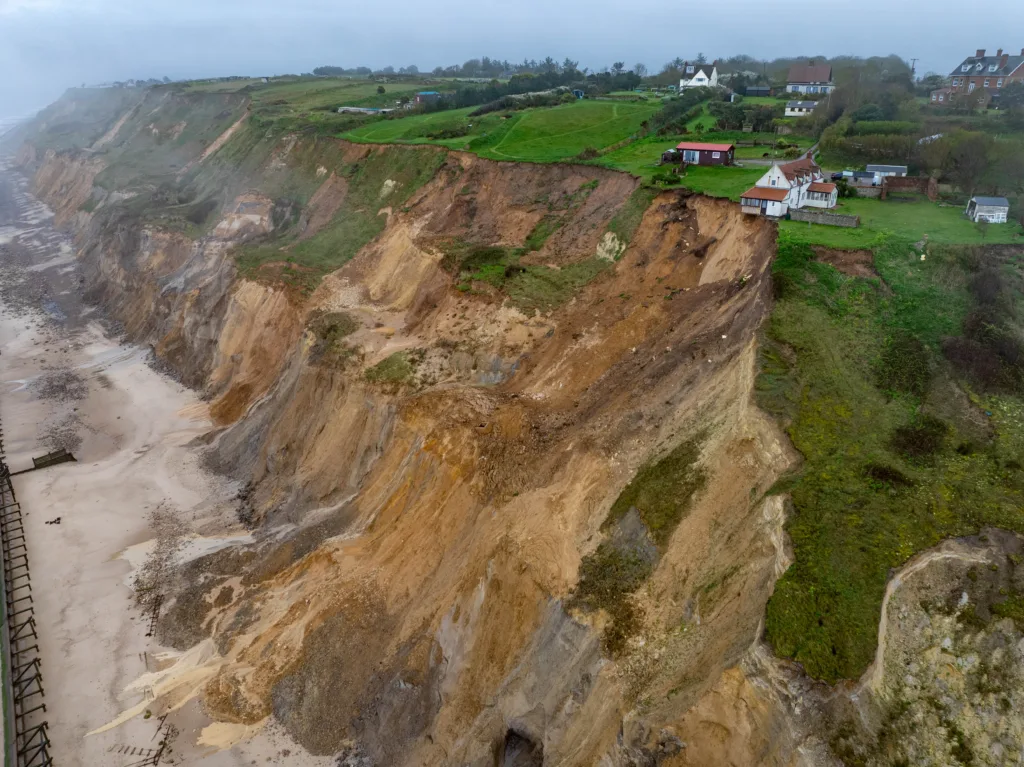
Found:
<box><xmin>0</xmin><ymin>160</ymin><xmax>325</xmax><ymax>764</ymax></box>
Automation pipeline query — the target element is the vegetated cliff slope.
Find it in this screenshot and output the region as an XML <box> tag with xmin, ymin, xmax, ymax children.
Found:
<box><xmin>14</xmin><ymin>87</ymin><xmax>1024</xmax><ymax>766</ymax></box>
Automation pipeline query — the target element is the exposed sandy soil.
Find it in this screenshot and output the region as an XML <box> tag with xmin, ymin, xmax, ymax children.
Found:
<box><xmin>0</xmin><ymin>157</ymin><xmax>328</xmax><ymax>766</ymax></box>
<box><xmin>811</xmin><ymin>245</ymin><xmax>878</xmax><ymax>278</ymax></box>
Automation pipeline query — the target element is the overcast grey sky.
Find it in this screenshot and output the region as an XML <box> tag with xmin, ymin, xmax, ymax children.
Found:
<box><xmin>2</xmin><ymin>0</ymin><xmax>1023</xmax><ymax>117</ymax></box>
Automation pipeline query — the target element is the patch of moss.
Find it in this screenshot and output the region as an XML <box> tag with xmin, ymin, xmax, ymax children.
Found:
<box><xmin>569</xmin><ymin>542</ymin><xmax>651</xmax><ymax>656</ymax></box>
<box><xmin>992</xmin><ymin>593</ymin><xmax>1024</xmax><ymax>630</ymax></box>
<box><xmin>364</xmin><ymin>351</ymin><xmax>421</xmax><ymax>386</ymax></box>
<box><xmin>603</xmin><ymin>437</ymin><xmax>707</xmax><ymax>545</ymax></box>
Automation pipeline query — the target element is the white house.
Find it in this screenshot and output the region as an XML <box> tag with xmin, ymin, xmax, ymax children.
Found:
<box><xmin>785</xmin><ymin>100</ymin><xmax>818</xmax><ymax>117</ymax></box>
<box><xmin>965</xmin><ymin>196</ymin><xmax>1010</xmax><ymax>223</ymax></box>
<box><xmin>787</xmin><ymin>63</ymin><xmax>835</xmax><ymax>94</ymax></box>
<box><xmin>679</xmin><ymin>61</ymin><xmax>718</xmax><ymax>90</ymax></box>
<box><xmin>740</xmin><ymin>156</ymin><xmax>838</xmax><ymax>217</ymax></box>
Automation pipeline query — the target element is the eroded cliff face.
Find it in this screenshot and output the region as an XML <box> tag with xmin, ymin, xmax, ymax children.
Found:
<box><xmin>11</xmin><ymin>99</ymin><xmax>810</xmax><ymax>765</ymax></box>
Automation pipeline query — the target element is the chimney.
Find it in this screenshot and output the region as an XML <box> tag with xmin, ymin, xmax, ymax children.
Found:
<box><xmin>976</xmin><ymin>48</ymin><xmax>986</xmax><ymax>58</ymax></box>
<box><xmin>997</xmin><ymin>48</ymin><xmax>1003</xmax><ymax>57</ymax></box>
<box><xmin>1002</xmin><ymin>53</ymin><xmax>1010</xmax><ymax>68</ymax></box>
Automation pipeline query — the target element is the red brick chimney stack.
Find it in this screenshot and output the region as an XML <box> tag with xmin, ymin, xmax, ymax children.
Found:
<box><xmin>976</xmin><ymin>49</ymin><xmax>986</xmax><ymax>58</ymax></box>
<box><xmin>997</xmin><ymin>49</ymin><xmax>1003</xmax><ymax>57</ymax></box>
<box><xmin>1001</xmin><ymin>53</ymin><xmax>1010</xmax><ymax>68</ymax></box>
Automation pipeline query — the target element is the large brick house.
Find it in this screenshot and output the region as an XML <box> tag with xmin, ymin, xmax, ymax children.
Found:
<box><xmin>946</xmin><ymin>48</ymin><xmax>1024</xmax><ymax>106</ymax></box>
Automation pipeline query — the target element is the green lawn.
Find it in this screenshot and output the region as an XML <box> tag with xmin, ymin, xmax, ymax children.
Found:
<box><xmin>344</xmin><ymin>99</ymin><xmax>659</xmax><ymax>164</ymax></box>
<box><xmin>780</xmin><ymin>197</ymin><xmax>1024</xmax><ymax>248</ymax></box>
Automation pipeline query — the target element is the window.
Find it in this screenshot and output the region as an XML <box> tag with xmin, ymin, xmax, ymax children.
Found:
<box><xmin>686</xmin><ymin>66</ymin><xmax>694</xmax><ymax>73</ymax></box>
<box><xmin>969</xmin><ymin>82</ymin><xmax>976</xmax><ymax>92</ymax></box>
<box><xmin>962</xmin><ymin>65</ymin><xmax>970</xmax><ymax>72</ymax></box>
<box><xmin>939</xmin><ymin>94</ymin><xmax>945</xmax><ymax>102</ymax></box>
<box><xmin>989</xmin><ymin>65</ymin><xmax>997</xmax><ymax>72</ymax></box>
<box><xmin>809</xmin><ymin>86</ymin><xmax>818</xmax><ymax>93</ymax></box>
<box><xmin>998</xmin><ymin>79</ymin><xmax>1004</xmax><ymax>88</ymax></box>
<box><xmin>770</xmin><ymin>178</ymin><xmax>777</xmax><ymax>186</ymax></box>
<box><xmin>712</xmin><ymin>152</ymin><xmax>721</xmax><ymax>159</ymax></box>
<box><xmin>984</xmin><ymin>79</ymin><xmax>990</xmax><ymax>87</ymax></box>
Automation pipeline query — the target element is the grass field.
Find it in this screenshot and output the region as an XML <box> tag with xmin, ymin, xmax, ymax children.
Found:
<box><xmin>344</xmin><ymin>99</ymin><xmax>659</xmax><ymax>164</ymax></box>
<box><xmin>780</xmin><ymin>197</ymin><xmax>1024</xmax><ymax>248</ymax></box>
<box><xmin>760</xmin><ymin>235</ymin><xmax>1024</xmax><ymax>682</ymax></box>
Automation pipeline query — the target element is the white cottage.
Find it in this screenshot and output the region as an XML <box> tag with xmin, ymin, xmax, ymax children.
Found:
<box><xmin>740</xmin><ymin>157</ymin><xmax>838</xmax><ymax>217</ymax></box>
<box><xmin>679</xmin><ymin>61</ymin><xmax>718</xmax><ymax>90</ymax></box>
<box><xmin>965</xmin><ymin>196</ymin><xmax>1010</xmax><ymax>223</ymax></box>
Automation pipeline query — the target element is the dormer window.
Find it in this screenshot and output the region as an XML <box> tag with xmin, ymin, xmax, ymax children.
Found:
<box><xmin>989</xmin><ymin>65</ymin><xmax>998</xmax><ymax>72</ymax></box>
<box><xmin>686</xmin><ymin>66</ymin><xmax>694</xmax><ymax>73</ymax></box>
<box><xmin>962</xmin><ymin>65</ymin><xmax>971</xmax><ymax>72</ymax></box>
<box><xmin>976</xmin><ymin>63</ymin><xmax>984</xmax><ymax>71</ymax></box>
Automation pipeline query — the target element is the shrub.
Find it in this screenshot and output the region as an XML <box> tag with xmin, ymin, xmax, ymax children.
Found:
<box><xmin>575</xmin><ymin>146</ymin><xmax>599</xmax><ymax>160</ymax></box>
<box><xmin>365</xmin><ymin>351</ymin><xmax>417</xmax><ymax>385</ymax></box>
<box><xmin>889</xmin><ymin>415</ymin><xmax>948</xmax><ymax>460</ymax></box>
<box><xmin>864</xmin><ymin>463</ymin><xmax>914</xmax><ymax>487</ymax></box>
<box><xmin>875</xmin><ymin>332</ymin><xmax>931</xmax><ymax>396</ymax></box>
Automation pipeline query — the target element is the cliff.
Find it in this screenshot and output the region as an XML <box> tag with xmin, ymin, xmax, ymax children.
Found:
<box><xmin>12</xmin><ymin>86</ymin><xmax>1023</xmax><ymax>767</ymax></box>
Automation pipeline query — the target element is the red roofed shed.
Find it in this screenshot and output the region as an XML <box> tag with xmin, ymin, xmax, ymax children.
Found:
<box><xmin>674</xmin><ymin>141</ymin><xmax>735</xmax><ymax>166</ymax></box>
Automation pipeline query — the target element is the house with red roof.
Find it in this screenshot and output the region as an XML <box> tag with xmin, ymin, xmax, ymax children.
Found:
<box><xmin>671</xmin><ymin>141</ymin><xmax>734</xmax><ymax>166</ymax></box>
<box><xmin>740</xmin><ymin>155</ymin><xmax>837</xmax><ymax>217</ymax></box>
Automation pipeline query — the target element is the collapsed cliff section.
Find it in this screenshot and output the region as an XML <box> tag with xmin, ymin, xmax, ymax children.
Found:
<box><xmin>161</xmin><ymin>186</ymin><xmax>793</xmax><ymax>764</ymax></box>
<box><xmin>12</xmin><ymin>88</ymin><xmax>801</xmax><ymax>764</ymax></box>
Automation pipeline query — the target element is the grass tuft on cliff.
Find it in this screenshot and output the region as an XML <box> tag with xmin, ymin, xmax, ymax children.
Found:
<box><xmin>231</xmin><ymin>142</ymin><xmax>447</xmax><ymax>293</ymax></box>
<box><xmin>761</xmin><ymin>234</ymin><xmax>1024</xmax><ymax>683</ymax></box>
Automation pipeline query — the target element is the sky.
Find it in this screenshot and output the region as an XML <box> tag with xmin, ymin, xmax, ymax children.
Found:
<box><xmin>2</xmin><ymin>0</ymin><xmax>1023</xmax><ymax>117</ymax></box>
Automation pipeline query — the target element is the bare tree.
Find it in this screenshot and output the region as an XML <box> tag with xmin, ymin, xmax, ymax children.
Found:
<box><xmin>634</xmin><ymin>62</ymin><xmax>648</xmax><ymax>78</ymax></box>
<box><xmin>611</xmin><ymin>62</ymin><xmax>626</xmax><ymax>75</ymax></box>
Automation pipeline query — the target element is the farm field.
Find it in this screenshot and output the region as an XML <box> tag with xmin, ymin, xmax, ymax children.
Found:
<box><xmin>344</xmin><ymin>99</ymin><xmax>659</xmax><ymax>163</ymax></box>
<box><xmin>780</xmin><ymin>196</ymin><xmax>1024</xmax><ymax>247</ymax></box>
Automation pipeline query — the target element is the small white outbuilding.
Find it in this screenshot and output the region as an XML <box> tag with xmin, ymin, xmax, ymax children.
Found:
<box><xmin>965</xmin><ymin>196</ymin><xmax>1010</xmax><ymax>224</ymax></box>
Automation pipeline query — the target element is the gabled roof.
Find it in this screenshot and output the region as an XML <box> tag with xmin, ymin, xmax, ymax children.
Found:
<box><xmin>950</xmin><ymin>54</ymin><xmax>1024</xmax><ymax>78</ymax></box>
<box><xmin>787</xmin><ymin>63</ymin><xmax>833</xmax><ymax>84</ymax></box>
<box><xmin>741</xmin><ymin>186</ymin><xmax>789</xmax><ymax>201</ymax></box>
<box><xmin>786</xmin><ymin>101</ymin><xmax>818</xmax><ymax>108</ymax></box>
<box><xmin>676</xmin><ymin>142</ymin><xmax>734</xmax><ymax>152</ymax></box>
<box><xmin>681</xmin><ymin>61</ymin><xmax>716</xmax><ymax>80</ymax></box>
<box><xmin>778</xmin><ymin>156</ymin><xmax>820</xmax><ymax>182</ymax></box>
<box><xmin>970</xmin><ymin>196</ymin><xmax>1010</xmax><ymax>207</ymax></box>
<box><xmin>808</xmin><ymin>182</ymin><xmax>836</xmax><ymax>193</ymax></box>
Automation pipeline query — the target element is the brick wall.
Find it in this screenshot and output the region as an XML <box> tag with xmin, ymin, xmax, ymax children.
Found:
<box><xmin>789</xmin><ymin>209</ymin><xmax>860</xmax><ymax>228</ymax></box>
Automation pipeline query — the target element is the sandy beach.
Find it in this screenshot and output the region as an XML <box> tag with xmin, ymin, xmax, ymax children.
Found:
<box><xmin>0</xmin><ymin>160</ymin><xmax>326</xmax><ymax>764</ymax></box>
